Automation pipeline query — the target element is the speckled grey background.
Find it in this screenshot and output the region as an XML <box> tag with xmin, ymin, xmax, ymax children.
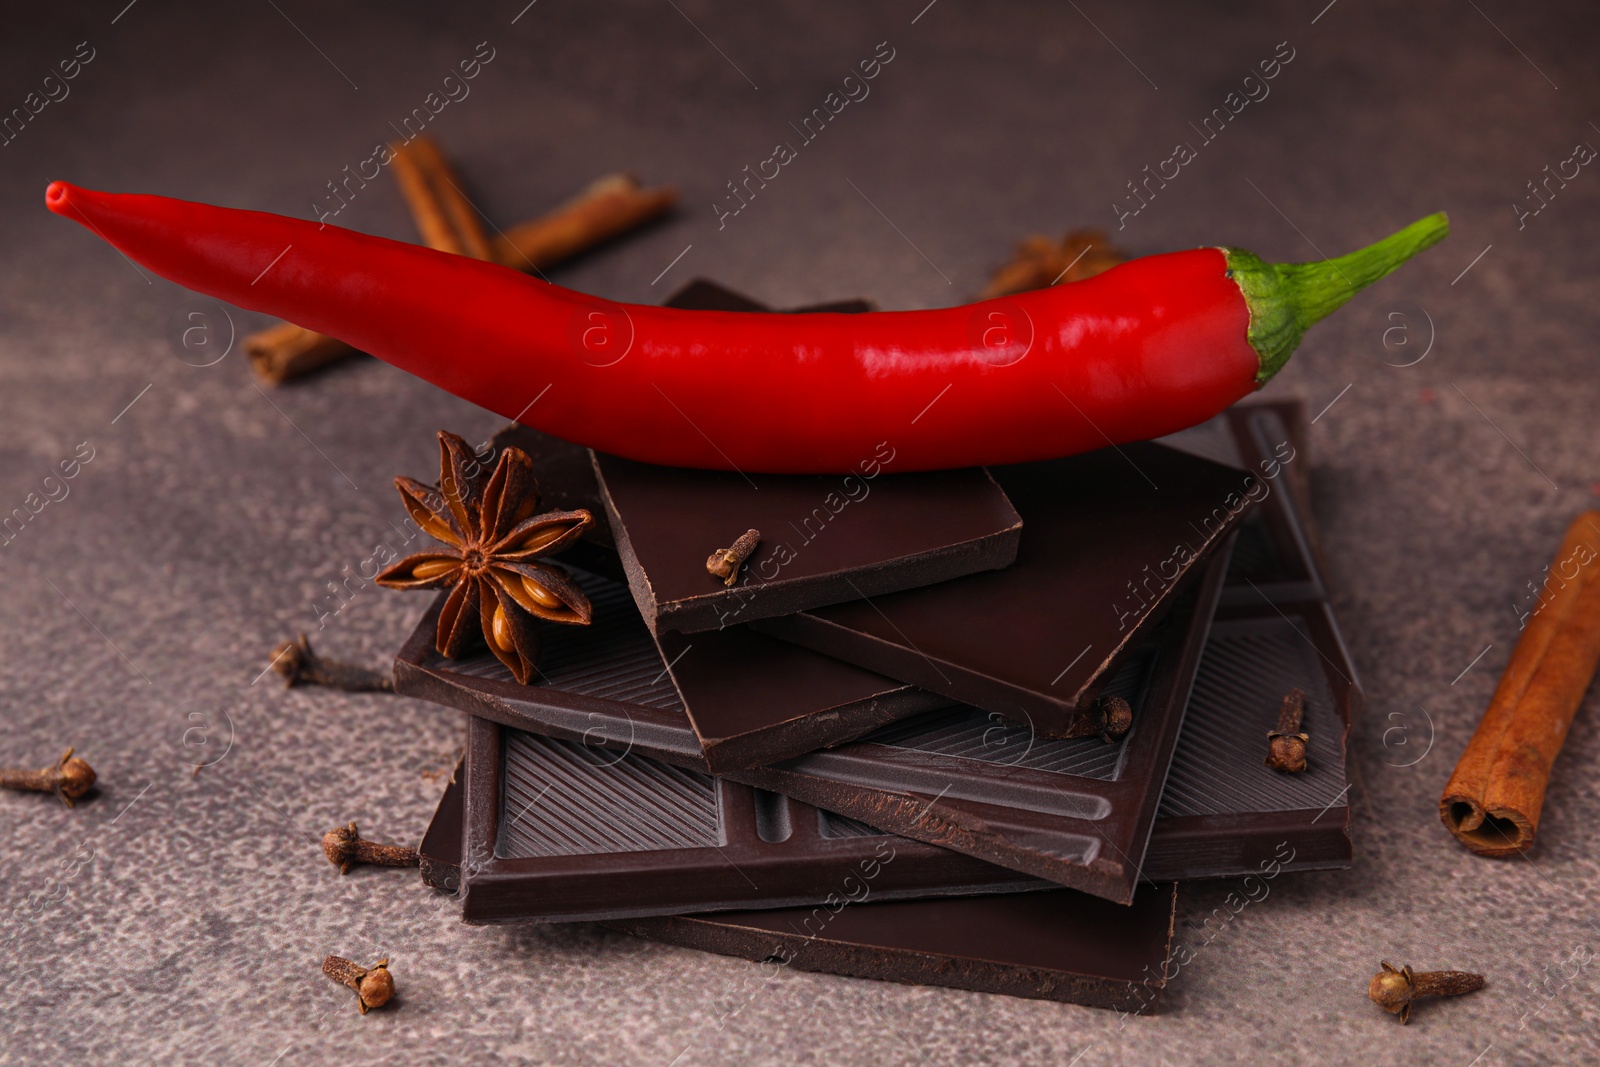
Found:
<box><xmin>3</xmin><ymin>1</ymin><xmax>1599</xmax><ymax>1063</ymax></box>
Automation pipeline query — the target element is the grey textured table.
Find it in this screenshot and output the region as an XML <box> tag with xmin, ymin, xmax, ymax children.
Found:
<box><xmin>4</xmin><ymin>2</ymin><xmax>1599</xmax><ymax>1064</ymax></box>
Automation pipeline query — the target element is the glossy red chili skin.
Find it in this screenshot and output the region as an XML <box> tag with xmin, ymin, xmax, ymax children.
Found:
<box><xmin>48</xmin><ymin>182</ymin><xmax>1259</xmax><ymax>473</ymax></box>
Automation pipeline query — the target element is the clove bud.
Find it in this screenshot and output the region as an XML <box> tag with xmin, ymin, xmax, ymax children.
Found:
<box><xmin>1266</xmin><ymin>688</ymin><xmax>1309</xmax><ymax>773</ymax></box>
<box><xmin>322</xmin><ymin>955</ymin><xmax>395</xmax><ymax>1014</ymax></box>
<box><xmin>272</xmin><ymin>634</ymin><xmax>394</xmax><ymax>693</ymax></box>
<box><xmin>0</xmin><ymin>748</ymin><xmax>97</xmax><ymax>807</ymax></box>
<box><xmin>707</xmin><ymin>529</ymin><xmax>761</xmax><ymax>586</ymax></box>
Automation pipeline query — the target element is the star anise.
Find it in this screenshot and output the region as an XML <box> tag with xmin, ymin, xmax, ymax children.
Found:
<box><xmin>979</xmin><ymin>228</ymin><xmax>1128</xmax><ymax>299</ymax></box>
<box><xmin>376</xmin><ymin>430</ymin><xmax>593</xmax><ymax>684</ymax></box>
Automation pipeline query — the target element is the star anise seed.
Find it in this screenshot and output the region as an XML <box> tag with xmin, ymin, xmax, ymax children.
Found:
<box><xmin>376</xmin><ymin>430</ymin><xmax>593</xmax><ymax>683</ymax></box>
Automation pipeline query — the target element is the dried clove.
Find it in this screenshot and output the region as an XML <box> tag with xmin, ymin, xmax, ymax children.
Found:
<box><xmin>0</xmin><ymin>747</ymin><xmax>96</xmax><ymax>807</ymax></box>
<box><xmin>271</xmin><ymin>634</ymin><xmax>394</xmax><ymax>693</ymax></box>
<box><xmin>322</xmin><ymin>954</ymin><xmax>395</xmax><ymax>1014</ymax></box>
<box><xmin>707</xmin><ymin>529</ymin><xmax>761</xmax><ymax>586</ymax></box>
<box><xmin>1368</xmin><ymin>961</ymin><xmax>1484</xmax><ymax>1024</ymax></box>
<box><xmin>1090</xmin><ymin>695</ymin><xmax>1133</xmax><ymax>744</ymax></box>
<box><xmin>322</xmin><ymin>821</ymin><xmax>421</xmax><ymax>875</ymax></box>
<box><xmin>1265</xmin><ymin>688</ymin><xmax>1309</xmax><ymax>772</ymax></box>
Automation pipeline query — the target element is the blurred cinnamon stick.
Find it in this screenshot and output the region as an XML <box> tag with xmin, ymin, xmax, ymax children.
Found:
<box><xmin>1440</xmin><ymin>512</ymin><xmax>1600</xmax><ymax>856</ymax></box>
<box><xmin>491</xmin><ymin>174</ymin><xmax>679</xmax><ymax>271</ymax></box>
<box><xmin>388</xmin><ymin>135</ymin><xmax>496</xmax><ymax>260</ymax></box>
<box><xmin>246</xmin><ymin>137</ymin><xmax>677</xmax><ymax>385</ymax></box>
<box><xmin>980</xmin><ymin>228</ymin><xmax>1126</xmax><ymax>299</ymax></box>
<box><xmin>243</xmin><ymin>323</ymin><xmax>356</xmax><ymax>385</ymax></box>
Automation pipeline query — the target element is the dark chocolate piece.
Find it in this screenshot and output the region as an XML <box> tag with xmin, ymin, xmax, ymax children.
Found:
<box><xmin>752</xmin><ymin>443</ymin><xmax>1254</xmax><ymax>736</ymax></box>
<box><xmin>455</xmin><ymin>714</ymin><xmax>1041</xmax><ymax>923</ymax></box>
<box><xmin>1159</xmin><ymin>401</ymin><xmax>1324</xmax><ymax>609</ymax></box>
<box><xmin>418</xmin><ymin>755</ymin><xmax>466</xmax><ymax>894</ymax></box>
<box><xmin>399</xmin><ymin>540</ymin><xmax>1228</xmax><ymax>903</ymax></box>
<box><xmin>613</xmin><ymin>885</ymin><xmax>1176</xmax><ymax>1011</ymax></box>
<box><xmin>593</xmin><ymin>453</ymin><xmax>1023</xmax><ymax>637</ymax></box>
<box><xmin>653</xmin><ymin>625</ymin><xmax>955</xmax><ymax>773</ymax></box>
<box><xmin>417</xmin><ymin>764</ymin><xmax>1175</xmax><ymax>1011</ymax></box>
<box><xmin>1218</xmin><ymin>403</ymin><xmax>1325</xmax><ymax>607</ymax></box>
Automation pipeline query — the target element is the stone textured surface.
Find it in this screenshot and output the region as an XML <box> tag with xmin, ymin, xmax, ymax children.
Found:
<box><xmin>3</xmin><ymin>2</ymin><xmax>1599</xmax><ymax>1063</ymax></box>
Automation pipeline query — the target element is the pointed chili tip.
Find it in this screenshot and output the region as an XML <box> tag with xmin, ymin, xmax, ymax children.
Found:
<box><xmin>45</xmin><ymin>180</ymin><xmax>75</xmax><ymax>215</ymax></box>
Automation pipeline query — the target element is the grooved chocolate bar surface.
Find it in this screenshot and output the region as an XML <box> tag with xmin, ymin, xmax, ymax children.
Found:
<box><xmin>454</xmin><ymin>714</ymin><xmax>1041</xmax><ymax>923</ymax></box>
<box><xmin>751</xmin><ymin>442</ymin><xmax>1255</xmax><ymax>735</ymax></box>
<box><xmin>419</xmin><ymin>739</ymin><xmax>1176</xmax><ymax>1011</ymax></box>
<box><xmin>593</xmin><ymin>454</ymin><xmax>1023</xmax><ymax>637</ymax></box>
<box><xmin>395</xmin><ymin>400</ymin><xmax>1359</xmax><ymax>889</ymax></box>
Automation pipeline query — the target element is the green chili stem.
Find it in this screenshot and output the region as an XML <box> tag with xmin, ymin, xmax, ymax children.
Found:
<box><xmin>1227</xmin><ymin>212</ymin><xmax>1450</xmax><ymax>384</ymax></box>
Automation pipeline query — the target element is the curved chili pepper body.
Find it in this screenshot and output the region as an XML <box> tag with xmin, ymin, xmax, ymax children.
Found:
<box><xmin>46</xmin><ymin>182</ymin><xmax>1445</xmax><ymax>473</ymax></box>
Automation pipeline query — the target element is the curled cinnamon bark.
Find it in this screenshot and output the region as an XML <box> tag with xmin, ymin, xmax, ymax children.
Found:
<box><xmin>389</xmin><ymin>135</ymin><xmax>495</xmax><ymax>260</ymax></box>
<box><xmin>492</xmin><ymin>173</ymin><xmax>677</xmax><ymax>271</ymax></box>
<box><xmin>244</xmin><ymin>321</ymin><xmax>361</xmax><ymax>386</ymax></box>
<box><xmin>1440</xmin><ymin>512</ymin><xmax>1600</xmax><ymax>856</ymax></box>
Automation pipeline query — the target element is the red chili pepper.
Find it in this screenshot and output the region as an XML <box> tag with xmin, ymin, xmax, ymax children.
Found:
<box><xmin>46</xmin><ymin>181</ymin><xmax>1445</xmax><ymax>474</ymax></box>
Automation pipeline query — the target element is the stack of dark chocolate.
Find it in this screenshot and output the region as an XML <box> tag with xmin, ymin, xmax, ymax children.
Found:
<box><xmin>400</xmin><ymin>282</ymin><xmax>1359</xmax><ymax>1013</ymax></box>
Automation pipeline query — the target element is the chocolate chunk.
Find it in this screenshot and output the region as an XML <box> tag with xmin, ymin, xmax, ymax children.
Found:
<box><xmin>1217</xmin><ymin>402</ymin><xmax>1325</xmax><ymax>607</ymax></box>
<box><xmin>653</xmin><ymin>625</ymin><xmax>955</xmax><ymax>773</ymax></box>
<box><xmin>612</xmin><ymin>884</ymin><xmax>1176</xmax><ymax>1011</ymax></box>
<box><xmin>593</xmin><ymin>454</ymin><xmax>1023</xmax><ymax>636</ymax></box>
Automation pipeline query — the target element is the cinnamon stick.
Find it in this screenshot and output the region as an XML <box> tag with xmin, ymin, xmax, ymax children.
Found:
<box><xmin>1440</xmin><ymin>512</ymin><xmax>1600</xmax><ymax>856</ymax></box>
<box><xmin>492</xmin><ymin>173</ymin><xmax>678</xmax><ymax>271</ymax></box>
<box><xmin>245</xmin><ymin>139</ymin><xmax>676</xmax><ymax>385</ymax></box>
<box><xmin>388</xmin><ymin>135</ymin><xmax>495</xmax><ymax>260</ymax></box>
<box><xmin>244</xmin><ymin>322</ymin><xmax>361</xmax><ymax>387</ymax></box>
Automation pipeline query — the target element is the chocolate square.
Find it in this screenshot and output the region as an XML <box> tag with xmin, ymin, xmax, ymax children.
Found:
<box><xmin>593</xmin><ymin>453</ymin><xmax>1023</xmax><ymax>635</ymax></box>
